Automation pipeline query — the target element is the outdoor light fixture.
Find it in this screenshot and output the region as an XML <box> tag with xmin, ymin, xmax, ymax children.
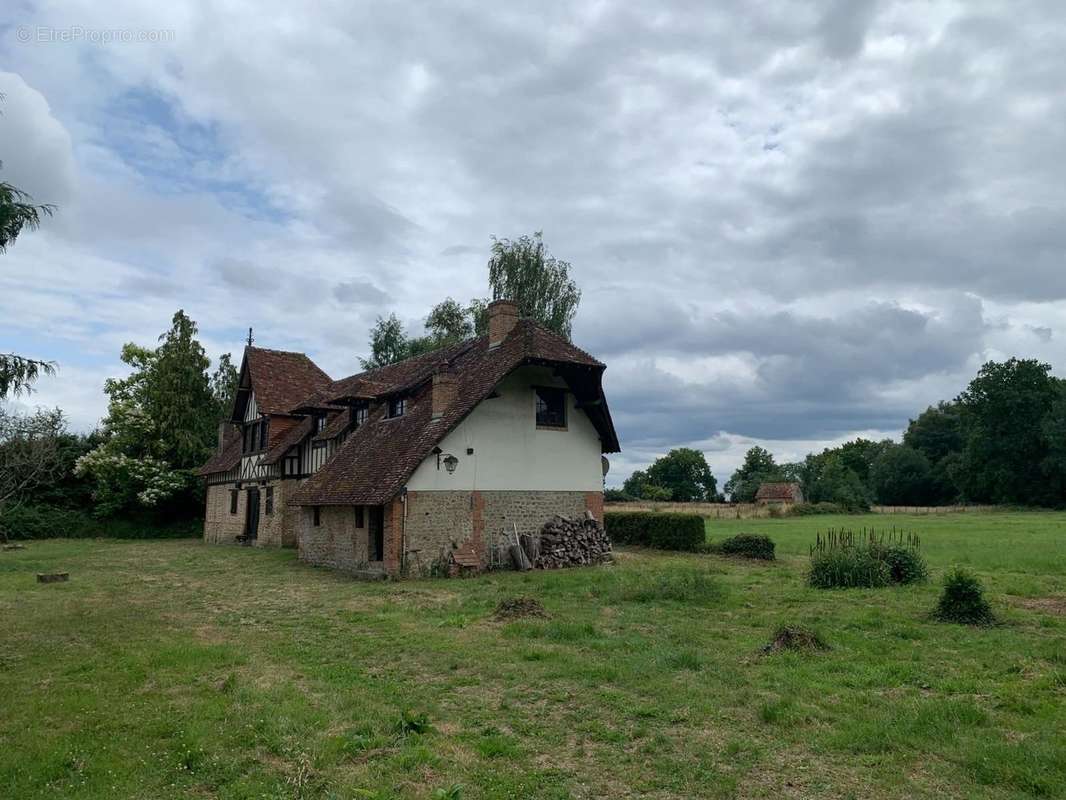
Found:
<box><xmin>443</xmin><ymin>454</ymin><xmax>459</xmax><ymax>473</ymax></box>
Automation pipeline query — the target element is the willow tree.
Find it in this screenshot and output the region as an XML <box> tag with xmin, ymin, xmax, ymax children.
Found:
<box><xmin>485</xmin><ymin>231</ymin><xmax>581</xmax><ymax>340</ymax></box>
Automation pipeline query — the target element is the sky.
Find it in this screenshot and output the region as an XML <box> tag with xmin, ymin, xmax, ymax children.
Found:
<box><xmin>1</xmin><ymin>0</ymin><xmax>1065</xmax><ymax>488</ymax></box>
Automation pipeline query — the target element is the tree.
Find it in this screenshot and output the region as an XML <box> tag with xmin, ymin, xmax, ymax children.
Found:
<box><xmin>210</xmin><ymin>352</ymin><xmax>239</xmax><ymax>421</ymax></box>
<box><xmin>725</xmin><ymin>446</ymin><xmax>782</xmax><ymax>502</ymax></box>
<box><xmin>0</xmin><ymin>152</ymin><xmax>57</xmax><ymax>397</ymax></box>
<box><xmin>0</xmin><ymin>178</ymin><xmax>53</xmax><ymax>253</ymax></box>
<box><xmin>955</xmin><ymin>358</ymin><xmax>1059</xmax><ymax>505</ymax></box>
<box><xmin>147</xmin><ymin>310</ymin><xmax>215</xmax><ymax>468</ymax></box>
<box><xmin>486</xmin><ymin>232</ymin><xmax>581</xmax><ymax>339</ymax></box>
<box><xmin>424</xmin><ymin>298</ymin><xmax>474</xmax><ymax>344</ymax></box>
<box><xmin>360</xmin><ymin>314</ymin><xmax>412</xmax><ymax>370</ymax></box>
<box><xmin>0</xmin><ymin>353</ymin><xmax>56</xmax><ymax>399</ymax></box>
<box><xmin>903</xmin><ymin>402</ymin><xmax>964</xmax><ymax>465</ymax></box>
<box><xmin>645</xmin><ymin>448</ymin><xmax>718</xmax><ymax>502</ymax></box>
<box><xmin>806</xmin><ymin>454</ymin><xmax>869</xmax><ymax>511</ymax></box>
<box><xmin>0</xmin><ymin>407</ymin><xmax>66</xmax><ymax>539</ymax></box>
<box><xmin>77</xmin><ymin>311</ymin><xmax>230</xmax><ymax>516</ymax></box>
<box><xmin>869</xmin><ymin>444</ymin><xmax>933</xmax><ymax>505</ymax></box>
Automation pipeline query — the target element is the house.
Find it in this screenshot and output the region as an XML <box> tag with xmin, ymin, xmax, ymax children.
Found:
<box><xmin>754</xmin><ymin>482</ymin><xmax>804</xmax><ymax>506</ymax></box>
<box><xmin>197</xmin><ymin>300</ymin><xmax>620</xmax><ymax>577</ymax></box>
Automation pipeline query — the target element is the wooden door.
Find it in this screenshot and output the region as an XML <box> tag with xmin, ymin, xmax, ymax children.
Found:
<box><xmin>246</xmin><ymin>488</ymin><xmax>260</xmax><ymax>541</ymax></box>
<box><xmin>368</xmin><ymin>505</ymin><xmax>384</xmax><ymax>561</ymax></box>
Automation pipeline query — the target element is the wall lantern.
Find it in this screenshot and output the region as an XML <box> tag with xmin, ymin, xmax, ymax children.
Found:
<box><xmin>443</xmin><ymin>454</ymin><xmax>459</xmax><ymax>474</ymax></box>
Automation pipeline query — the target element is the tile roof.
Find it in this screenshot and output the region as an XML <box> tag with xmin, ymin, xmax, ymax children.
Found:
<box><xmin>291</xmin><ymin>319</ymin><xmax>617</xmax><ymax>506</ymax></box>
<box><xmin>244</xmin><ymin>347</ymin><xmax>333</xmax><ymax>416</ymax></box>
<box><xmin>755</xmin><ymin>482</ymin><xmax>803</xmax><ymax>501</ymax></box>
<box><xmin>261</xmin><ymin>417</ymin><xmax>312</xmax><ymax>465</ymax></box>
<box><xmin>196</xmin><ymin>426</ymin><xmax>242</xmax><ymax>476</ymax></box>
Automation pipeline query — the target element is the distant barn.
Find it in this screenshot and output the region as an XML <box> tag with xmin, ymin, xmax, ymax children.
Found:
<box><xmin>755</xmin><ymin>482</ymin><xmax>804</xmax><ymax>505</ymax></box>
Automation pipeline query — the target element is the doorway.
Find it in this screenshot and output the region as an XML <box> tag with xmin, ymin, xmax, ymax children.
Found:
<box><xmin>368</xmin><ymin>505</ymin><xmax>384</xmax><ymax>561</ymax></box>
<box><xmin>245</xmin><ymin>487</ymin><xmax>260</xmax><ymax>543</ymax></box>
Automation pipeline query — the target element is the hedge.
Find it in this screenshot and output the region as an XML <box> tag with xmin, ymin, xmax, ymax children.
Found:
<box><xmin>604</xmin><ymin>511</ymin><xmax>705</xmax><ymax>551</ymax></box>
<box><xmin>0</xmin><ymin>505</ymin><xmax>202</xmax><ymax>540</ymax></box>
<box><xmin>718</xmin><ymin>533</ymin><xmax>776</xmax><ymax>560</ymax></box>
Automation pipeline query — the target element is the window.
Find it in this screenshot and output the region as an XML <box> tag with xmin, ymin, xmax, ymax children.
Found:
<box><xmin>314</xmin><ymin>414</ymin><xmax>326</xmax><ymax>434</ymax></box>
<box><xmin>259</xmin><ymin>418</ymin><xmax>269</xmax><ymax>450</ymax></box>
<box><xmin>353</xmin><ymin>403</ymin><xmax>369</xmax><ymax>427</ymax></box>
<box><xmin>354</xmin><ymin>505</ymin><xmax>364</xmax><ymax>528</ymax></box>
<box><xmin>242</xmin><ymin>424</ymin><xmax>253</xmax><ymax>453</ymax></box>
<box><xmin>388</xmin><ymin>397</ymin><xmax>406</xmax><ymax>418</ymax></box>
<box><xmin>229</xmin><ymin>489</ymin><xmax>238</xmax><ymax>514</ymax></box>
<box><xmin>313</xmin><ymin>506</ymin><xmax>321</xmax><ymax>527</ymax></box>
<box><xmin>535</xmin><ymin>387</ymin><xmax>567</xmax><ymax>428</ymax></box>
<box><xmin>265</xmin><ymin>486</ymin><xmax>274</xmax><ymax>516</ymax></box>
<box><xmin>285</xmin><ymin>454</ymin><xmax>300</xmax><ymax>476</ymax></box>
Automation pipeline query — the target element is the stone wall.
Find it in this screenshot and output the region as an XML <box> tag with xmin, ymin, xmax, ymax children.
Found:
<box><xmin>404</xmin><ymin>490</ymin><xmax>600</xmax><ymax>572</ymax></box>
<box><xmin>296</xmin><ymin>505</ymin><xmax>371</xmax><ymax>571</ymax></box>
<box><xmin>203</xmin><ymin>480</ymin><xmax>300</xmax><ymax>547</ymax></box>
<box><xmin>294</xmin><ymin>491</ymin><xmax>604</xmax><ymax>577</ymax></box>
<box><xmin>296</xmin><ymin>499</ymin><xmax>405</xmax><ymax>575</ymax></box>
<box><xmin>203</xmin><ymin>483</ymin><xmax>246</xmax><ymax>544</ymax></box>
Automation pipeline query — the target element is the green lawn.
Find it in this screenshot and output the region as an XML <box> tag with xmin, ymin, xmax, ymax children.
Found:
<box><xmin>1</xmin><ymin>512</ymin><xmax>1064</xmax><ymax>799</ymax></box>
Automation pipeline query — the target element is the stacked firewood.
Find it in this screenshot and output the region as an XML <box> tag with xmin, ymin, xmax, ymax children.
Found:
<box><xmin>529</xmin><ymin>513</ymin><xmax>612</xmax><ymax>569</ymax></box>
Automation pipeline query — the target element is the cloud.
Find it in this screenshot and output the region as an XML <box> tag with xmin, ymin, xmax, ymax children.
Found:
<box><xmin>333</xmin><ymin>279</ymin><xmax>388</xmax><ymax>306</ymax></box>
<box><xmin>1</xmin><ymin>1</ymin><xmax>1064</xmax><ymax>489</ymax></box>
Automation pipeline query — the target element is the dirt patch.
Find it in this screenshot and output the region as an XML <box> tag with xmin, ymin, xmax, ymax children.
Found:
<box><xmin>492</xmin><ymin>597</ymin><xmax>549</xmax><ymax>621</ymax></box>
<box><xmin>762</xmin><ymin>626</ymin><xmax>830</xmax><ymax>654</ymax></box>
<box><xmin>1013</xmin><ymin>596</ymin><xmax>1066</xmax><ymax>616</ymax></box>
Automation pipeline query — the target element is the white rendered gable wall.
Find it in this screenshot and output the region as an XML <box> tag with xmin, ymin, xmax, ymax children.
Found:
<box><xmin>405</xmin><ymin>365</ymin><xmax>604</xmax><ymax>492</ymax></box>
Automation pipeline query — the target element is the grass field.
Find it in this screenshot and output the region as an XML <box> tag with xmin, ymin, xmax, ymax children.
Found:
<box><xmin>2</xmin><ymin>513</ymin><xmax>1065</xmax><ymax>799</ymax></box>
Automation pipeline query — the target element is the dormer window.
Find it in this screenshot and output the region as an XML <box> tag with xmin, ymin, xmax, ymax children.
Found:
<box><xmin>352</xmin><ymin>402</ymin><xmax>369</xmax><ymax>428</ymax></box>
<box><xmin>388</xmin><ymin>397</ymin><xmax>406</xmax><ymax>418</ymax></box>
<box><xmin>535</xmin><ymin>387</ymin><xmax>566</xmax><ymax>429</ymax></box>
<box><xmin>259</xmin><ymin>418</ymin><xmax>269</xmax><ymax>450</ymax></box>
<box><xmin>314</xmin><ymin>413</ymin><xmax>327</xmax><ymax>434</ymax></box>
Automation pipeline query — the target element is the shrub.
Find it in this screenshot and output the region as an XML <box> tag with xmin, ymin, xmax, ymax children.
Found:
<box><xmin>934</xmin><ymin>567</ymin><xmax>996</xmax><ymax>625</ymax></box>
<box><xmin>875</xmin><ymin>544</ymin><xmax>929</xmax><ymax>585</ymax></box>
<box><xmin>604</xmin><ymin>512</ymin><xmax>705</xmax><ymax>551</ymax></box>
<box><xmin>718</xmin><ymin>533</ymin><xmax>775</xmax><ymax>560</ymax></box>
<box><xmin>807</xmin><ymin>528</ymin><xmax>926</xmax><ymax>589</ymax></box>
<box><xmin>789</xmin><ymin>502</ymin><xmax>846</xmax><ymax>516</ymax></box>
<box><xmin>0</xmin><ymin>504</ymin><xmax>201</xmax><ymax>540</ymax></box>
<box><xmin>808</xmin><ymin>547</ymin><xmax>891</xmax><ymax>589</ymax></box>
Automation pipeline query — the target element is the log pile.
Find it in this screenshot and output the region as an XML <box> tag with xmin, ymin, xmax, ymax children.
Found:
<box><xmin>531</xmin><ymin>512</ymin><xmax>612</xmax><ymax>569</ymax></box>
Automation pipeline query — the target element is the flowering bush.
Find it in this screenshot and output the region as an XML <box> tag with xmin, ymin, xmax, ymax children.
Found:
<box><xmin>75</xmin><ymin>447</ymin><xmax>189</xmax><ymax>517</ymax></box>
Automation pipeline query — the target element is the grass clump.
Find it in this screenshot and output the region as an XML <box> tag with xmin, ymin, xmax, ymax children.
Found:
<box><xmin>717</xmin><ymin>533</ymin><xmax>775</xmax><ymax>561</ymax></box>
<box><xmin>934</xmin><ymin>567</ymin><xmax>996</xmax><ymax>625</ymax></box>
<box><xmin>808</xmin><ymin>547</ymin><xmax>891</xmax><ymax>589</ymax></box>
<box><xmin>395</xmin><ymin>710</ymin><xmax>433</xmax><ymax>737</ymax></box>
<box><xmin>807</xmin><ymin>528</ymin><xmax>927</xmax><ymax>589</ymax></box>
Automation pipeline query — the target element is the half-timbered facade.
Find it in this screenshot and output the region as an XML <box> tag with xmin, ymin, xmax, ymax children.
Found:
<box><xmin>198</xmin><ymin>300</ymin><xmax>620</xmax><ymax>577</ymax></box>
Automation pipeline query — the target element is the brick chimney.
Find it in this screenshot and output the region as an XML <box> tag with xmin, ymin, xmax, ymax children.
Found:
<box><xmin>432</xmin><ymin>363</ymin><xmax>458</xmax><ymax>420</ymax></box>
<box><xmin>217</xmin><ymin>421</ymin><xmax>231</xmax><ymax>453</ymax></box>
<box><xmin>487</xmin><ymin>299</ymin><xmax>520</xmax><ymax>348</ymax></box>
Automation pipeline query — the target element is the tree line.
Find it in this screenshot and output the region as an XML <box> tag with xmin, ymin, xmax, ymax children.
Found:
<box><xmin>613</xmin><ymin>357</ymin><xmax>1066</xmax><ymax>510</ymax></box>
